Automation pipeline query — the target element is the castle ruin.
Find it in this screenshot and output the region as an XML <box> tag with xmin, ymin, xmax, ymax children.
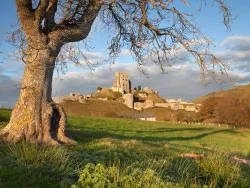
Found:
<box><xmin>112</xmin><ymin>72</ymin><xmax>131</xmax><ymax>94</ymax></box>
<box><xmin>53</xmin><ymin>72</ymin><xmax>201</xmax><ymax>113</ymax></box>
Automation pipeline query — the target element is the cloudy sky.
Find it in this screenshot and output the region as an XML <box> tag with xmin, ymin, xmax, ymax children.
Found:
<box><xmin>0</xmin><ymin>0</ymin><xmax>250</xmax><ymax>108</ymax></box>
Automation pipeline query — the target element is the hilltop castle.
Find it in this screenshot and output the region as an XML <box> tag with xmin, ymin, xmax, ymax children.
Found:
<box><xmin>53</xmin><ymin>72</ymin><xmax>200</xmax><ymax>113</ymax></box>
<box><xmin>112</xmin><ymin>72</ymin><xmax>131</xmax><ymax>94</ymax></box>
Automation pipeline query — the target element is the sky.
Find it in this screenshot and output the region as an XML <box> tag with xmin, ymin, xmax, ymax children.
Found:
<box><xmin>0</xmin><ymin>0</ymin><xmax>250</xmax><ymax>108</ymax></box>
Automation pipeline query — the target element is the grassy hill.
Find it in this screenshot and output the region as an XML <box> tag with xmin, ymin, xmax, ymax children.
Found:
<box><xmin>192</xmin><ymin>84</ymin><xmax>250</xmax><ymax>128</ymax></box>
<box><xmin>0</xmin><ymin>108</ymin><xmax>250</xmax><ymax>187</ymax></box>
<box><xmin>192</xmin><ymin>84</ymin><xmax>250</xmax><ymax>104</ymax></box>
<box><xmin>62</xmin><ymin>100</ymin><xmax>137</xmax><ymax>117</ymax></box>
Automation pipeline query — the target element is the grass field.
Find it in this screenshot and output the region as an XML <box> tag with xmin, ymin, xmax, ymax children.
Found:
<box><xmin>0</xmin><ymin>108</ymin><xmax>250</xmax><ymax>187</ymax></box>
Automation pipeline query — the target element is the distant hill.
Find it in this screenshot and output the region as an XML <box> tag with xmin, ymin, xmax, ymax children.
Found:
<box><xmin>192</xmin><ymin>84</ymin><xmax>250</xmax><ymax>104</ymax></box>
<box><xmin>193</xmin><ymin>84</ymin><xmax>250</xmax><ymax>128</ymax></box>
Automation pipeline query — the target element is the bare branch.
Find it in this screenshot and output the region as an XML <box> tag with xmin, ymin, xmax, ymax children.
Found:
<box><xmin>215</xmin><ymin>0</ymin><xmax>232</xmax><ymax>30</ymax></box>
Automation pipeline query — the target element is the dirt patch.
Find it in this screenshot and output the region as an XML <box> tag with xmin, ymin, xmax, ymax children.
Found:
<box><xmin>163</xmin><ymin>143</ymin><xmax>169</xmax><ymax>148</ymax></box>
<box><xmin>203</xmin><ymin>146</ymin><xmax>213</xmax><ymax>151</ymax></box>
<box><xmin>232</xmin><ymin>156</ymin><xmax>250</xmax><ymax>166</ymax></box>
<box><xmin>121</xmin><ymin>139</ymin><xmax>138</xmax><ymax>147</ymax></box>
<box><xmin>178</xmin><ymin>153</ymin><xmax>204</xmax><ymax>159</ymax></box>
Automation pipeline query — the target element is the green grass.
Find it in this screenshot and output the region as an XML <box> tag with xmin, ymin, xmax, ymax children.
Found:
<box><xmin>1</xmin><ymin>109</ymin><xmax>250</xmax><ymax>187</ymax></box>
<box><xmin>67</xmin><ymin>116</ymin><xmax>250</xmax><ymax>157</ymax></box>
<box><xmin>0</xmin><ymin>108</ymin><xmax>11</xmax><ymax>122</ymax></box>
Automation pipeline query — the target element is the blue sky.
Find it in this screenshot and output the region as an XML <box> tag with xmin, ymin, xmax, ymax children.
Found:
<box><xmin>0</xmin><ymin>0</ymin><xmax>250</xmax><ymax>107</ymax></box>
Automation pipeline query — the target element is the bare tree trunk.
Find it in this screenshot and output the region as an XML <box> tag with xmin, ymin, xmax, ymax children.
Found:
<box><xmin>0</xmin><ymin>46</ymin><xmax>75</xmax><ymax>145</ymax></box>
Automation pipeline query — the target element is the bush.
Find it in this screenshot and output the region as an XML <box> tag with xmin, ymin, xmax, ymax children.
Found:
<box><xmin>175</xmin><ymin>110</ymin><xmax>198</xmax><ymax>123</ymax></box>
<box><xmin>72</xmin><ymin>152</ymin><xmax>248</xmax><ymax>188</ymax></box>
<box><xmin>72</xmin><ymin>163</ymin><xmax>172</xmax><ymax>188</ymax></box>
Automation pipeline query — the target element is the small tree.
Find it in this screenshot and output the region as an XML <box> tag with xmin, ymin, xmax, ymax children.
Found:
<box><xmin>97</xmin><ymin>87</ymin><xmax>103</xmax><ymax>91</ymax></box>
<box><xmin>0</xmin><ymin>0</ymin><xmax>232</xmax><ymax>144</ymax></box>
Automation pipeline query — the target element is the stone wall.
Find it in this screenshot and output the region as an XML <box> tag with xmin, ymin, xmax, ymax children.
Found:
<box><xmin>155</xmin><ymin>103</ymin><xmax>170</xmax><ymax>108</ymax></box>
<box><xmin>53</xmin><ymin>93</ymin><xmax>86</xmax><ymax>104</ymax></box>
<box><xmin>134</xmin><ymin>102</ymin><xmax>146</xmax><ymax>110</ymax></box>
<box><xmin>143</xmin><ymin>87</ymin><xmax>153</xmax><ymax>94</ymax></box>
<box><xmin>138</xmin><ymin>117</ymin><xmax>156</xmax><ymax>121</ymax></box>
<box><xmin>134</xmin><ymin>100</ymin><xmax>155</xmax><ymax>110</ymax></box>
<box><xmin>123</xmin><ymin>94</ymin><xmax>134</xmax><ymax>108</ymax></box>
<box><xmin>145</xmin><ymin>100</ymin><xmax>154</xmax><ymax>108</ymax></box>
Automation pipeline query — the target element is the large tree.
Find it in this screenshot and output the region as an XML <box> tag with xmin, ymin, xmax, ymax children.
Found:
<box><xmin>0</xmin><ymin>0</ymin><xmax>231</xmax><ymax>144</ymax></box>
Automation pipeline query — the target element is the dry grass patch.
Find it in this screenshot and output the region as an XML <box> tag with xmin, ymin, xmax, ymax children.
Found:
<box><xmin>98</xmin><ymin>138</ymin><xmax>116</xmax><ymax>148</ymax></box>
<box><xmin>178</xmin><ymin>153</ymin><xmax>205</xmax><ymax>159</ymax></box>
<box><xmin>233</xmin><ymin>156</ymin><xmax>250</xmax><ymax>167</ymax></box>
<box><xmin>120</xmin><ymin>139</ymin><xmax>138</xmax><ymax>147</ymax></box>
<box><xmin>163</xmin><ymin>143</ymin><xmax>169</xmax><ymax>148</ymax></box>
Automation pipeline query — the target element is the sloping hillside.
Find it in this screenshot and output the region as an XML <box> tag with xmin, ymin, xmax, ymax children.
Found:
<box><xmin>192</xmin><ymin>84</ymin><xmax>250</xmax><ymax>104</ymax></box>
<box><xmin>62</xmin><ymin>99</ymin><xmax>137</xmax><ymax>118</ymax></box>
<box><xmin>193</xmin><ymin>84</ymin><xmax>250</xmax><ymax>128</ymax></box>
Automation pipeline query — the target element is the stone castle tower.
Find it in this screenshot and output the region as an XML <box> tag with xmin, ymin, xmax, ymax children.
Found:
<box><xmin>112</xmin><ymin>72</ymin><xmax>131</xmax><ymax>94</ymax></box>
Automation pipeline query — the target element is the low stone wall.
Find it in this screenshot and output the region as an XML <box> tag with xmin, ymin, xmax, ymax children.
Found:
<box><xmin>53</xmin><ymin>94</ymin><xmax>86</xmax><ymax>104</ymax></box>
<box><xmin>155</xmin><ymin>103</ymin><xmax>170</xmax><ymax>108</ymax></box>
<box><xmin>134</xmin><ymin>100</ymin><xmax>155</xmax><ymax>110</ymax></box>
<box><xmin>138</xmin><ymin>117</ymin><xmax>156</xmax><ymax>121</ymax></box>
<box><xmin>154</xmin><ymin>102</ymin><xmax>200</xmax><ymax>112</ymax></box>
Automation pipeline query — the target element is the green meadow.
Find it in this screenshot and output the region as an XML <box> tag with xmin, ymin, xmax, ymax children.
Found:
<box><xmin>0</xmin><ymin>108</ymin><xmax>250</xmax><ymax>187</ymax></box>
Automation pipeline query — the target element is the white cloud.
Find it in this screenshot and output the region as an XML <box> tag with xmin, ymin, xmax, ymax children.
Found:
<box><xmin>221</xmin><ymin>36</ymin><xmax>250</xmax><ymax>51</ymax></box>
<box><xmin>217</xmin><ymin>36</ymin><xmax>250</xmax><ymax>73</ymax></box>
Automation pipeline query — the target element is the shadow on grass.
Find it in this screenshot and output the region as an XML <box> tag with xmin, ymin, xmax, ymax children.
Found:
<box><xmin>67</xmin><ymin>125</ymin><xmax>237</xmax><ymax>145</ymax></box>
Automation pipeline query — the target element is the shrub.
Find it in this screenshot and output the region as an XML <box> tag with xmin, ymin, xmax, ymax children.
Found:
<box><xmin>97</xmin><ymin>87</ymin><xmax>102</xmax><ymax>91</ymax></box>
<box><xmin>72</xmin><ymin>163</ymin><xmax>173</xmax><ymax>188</ymax></box>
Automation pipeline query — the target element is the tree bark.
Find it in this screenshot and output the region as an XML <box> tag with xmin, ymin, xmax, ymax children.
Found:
<box><xmin>0</xmin><ymin>45</ymin><xmax>75</xmax><ymax>145</ymax></box>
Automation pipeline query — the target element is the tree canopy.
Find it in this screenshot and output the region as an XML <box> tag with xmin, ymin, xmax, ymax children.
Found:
<box><xmin>15</xmin><ymin>0</ymin><xmax>232</xmax><ymax>79</ymax></box>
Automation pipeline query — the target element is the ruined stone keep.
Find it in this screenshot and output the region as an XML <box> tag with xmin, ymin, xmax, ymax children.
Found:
<box><xmin>112</xmin><ymin>72</ymin><xmax>131</xmax><ymax>94</ymax></box>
